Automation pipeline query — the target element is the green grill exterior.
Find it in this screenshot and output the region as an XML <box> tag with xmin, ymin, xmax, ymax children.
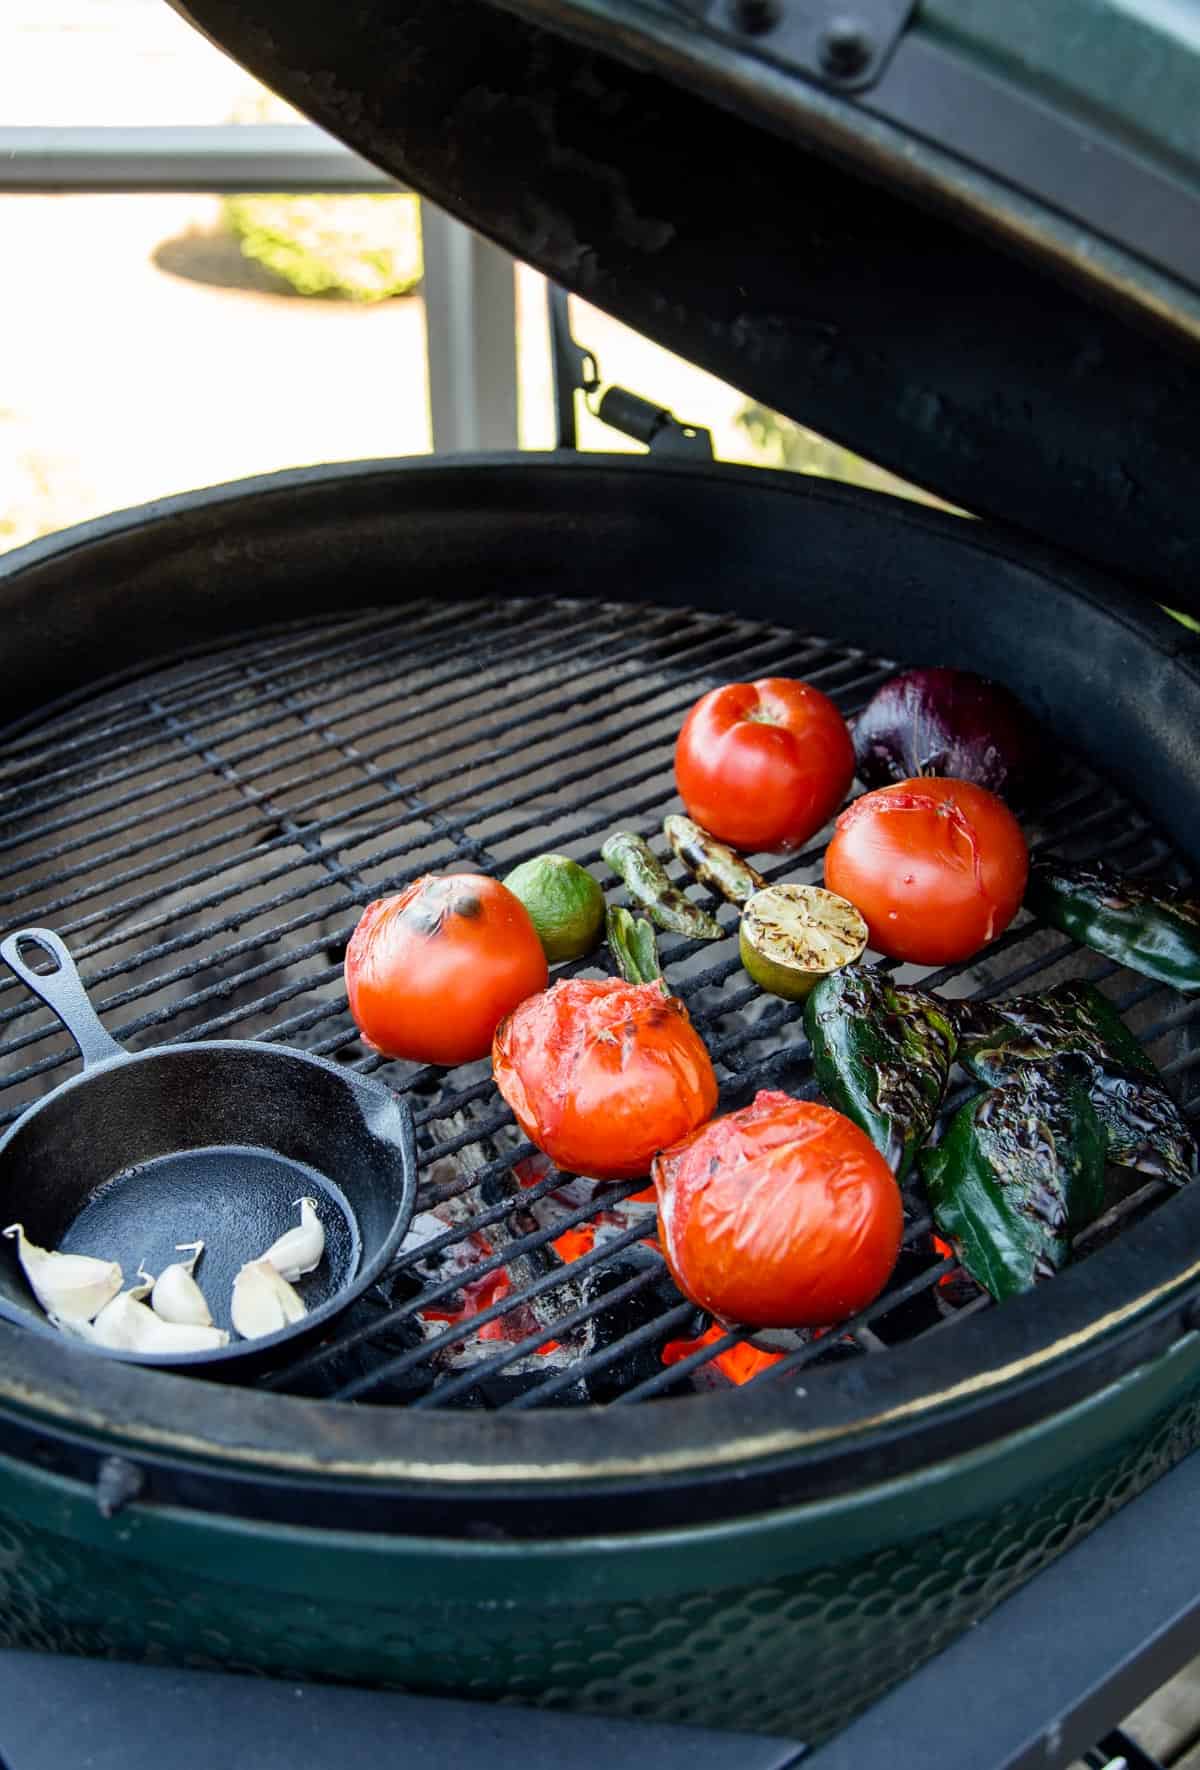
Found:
<box><xmin>1</xmin><ymin>1337</ymin><xmax>1199</xmax><ymax>1741</ymax></box>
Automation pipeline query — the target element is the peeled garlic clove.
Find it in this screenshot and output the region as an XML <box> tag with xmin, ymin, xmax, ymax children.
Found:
<box><xmin>89</xmin><ymin>1291</ymin><xmax>160</xmax><ymax>1349</ymax></box>
<box><xmin>262</xmin><ymin>1197</ymin><xmax>325</xmax><ymax>1283</ymax></box>
<box><xmin>134</xmin><ymin>1318</ymin><xmax>229</xmax><ymax>1354</ymax></box>
<box><xmin>231</xmin><ymin>1258</ymin><xmax>307</xmax><ymax>1340</ymax></box>
<box><xmin>146</xmin><ymin>1247</ymin><xmax>213</xmax><ymax>1328</ymax></box>
<box><xmin>3</xmin><ymin>1223</ymin><xmax>123</xmax><ymax>1323</ymax></box>
<box><xmin>90</xmin><ymin>1289</ymin><xmax>228</xmax><ymax>1353</ymax></box>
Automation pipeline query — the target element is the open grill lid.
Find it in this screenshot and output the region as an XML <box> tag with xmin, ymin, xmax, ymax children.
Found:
<box><xmin>168</xmin><ymin>0</ymin><xmax>1200</xmax><ymax>612</ymax></box>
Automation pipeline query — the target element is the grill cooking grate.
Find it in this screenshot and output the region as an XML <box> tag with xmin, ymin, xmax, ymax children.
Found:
<box><xmin>0</xmin><ymin>595</ymin><xmax>1195</xmax><ymax>1409</ymax></box>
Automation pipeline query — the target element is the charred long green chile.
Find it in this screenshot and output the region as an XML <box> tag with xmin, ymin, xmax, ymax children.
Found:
<box><xmin>957</xmin><ymin>979</ymin><xmax>1196</xmax><ymax>1185</ymax></box>
<box><xmin>922</xmin><ymin>1064</ymin><xmax>1106</xmax><ymax>1300</ymax></box>
<box><xmin>606</xmin><ymin>905</ymin><xmax>663</xmax><ymax>985</ymax></box>
<box><xmin>803</xmin><ymin>965</ymin><xmax>958</xmax><ymax>1179</ymax></box>
<box><xmin>601</xmin><ymin>832</ymin><xmax>723</xmax><ymax>941</ymax></box>
<box><xmin>662</xmin><ymin>814</ymin><xmax>767</xmax><ymax>907</ymax></box>
<box><xmin>1026</xmin><ymin>859</ymin><xmax>1200</xmax><ymax>993</ymax></box>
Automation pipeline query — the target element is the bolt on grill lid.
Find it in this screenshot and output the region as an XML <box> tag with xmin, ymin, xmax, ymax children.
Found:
<box><xmin>167</xmin><ymin>0</ymin><xmax>1200</xmax><ymax>616</ymax></box>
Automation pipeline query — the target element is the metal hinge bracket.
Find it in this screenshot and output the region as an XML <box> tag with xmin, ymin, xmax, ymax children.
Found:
<box><xmin>548</xmin><ymin>286</ymin><xmax>714</xmax><ymax>458</ymax></box>
<box><xmin>662</xmin><ymin>0</ymin><xmax>916</xmax><ymax>93</ymax></box>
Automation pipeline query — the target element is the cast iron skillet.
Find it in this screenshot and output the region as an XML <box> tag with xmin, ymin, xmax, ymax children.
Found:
<box><xmin>0</xmin><ymin>928</ymin><xmax>417</xmax><ymax>1374</ymax></box>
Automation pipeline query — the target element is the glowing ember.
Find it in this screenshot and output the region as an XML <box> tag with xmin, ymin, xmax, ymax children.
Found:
<box><xmin>513</xmin><ymin>1156</ymin><xmax>552</xmax><ymax>1190</ymax></box>
<box><xmin>552</xmin><ymin>1224</ymin><xmax>597</xmax><ymax>1263</ymax></box>
<box><xmin>933</xmin><ymin>1233</ymin><xmax>958</xmax><ymax>1286</ymax></box>
<box><xmin>662</xmin><ymin>1322</ymin><xmax>785</xmax><ymax>1386</ymax></box>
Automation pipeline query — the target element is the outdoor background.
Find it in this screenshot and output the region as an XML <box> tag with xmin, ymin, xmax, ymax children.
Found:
<box><xmin>0</xmin><ymin>0</ymin><xmax>934</xmax><ymax>557</ymax></box>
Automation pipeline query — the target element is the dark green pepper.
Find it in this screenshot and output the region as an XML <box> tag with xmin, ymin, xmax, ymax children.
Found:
<box><xmin>804</xmin><ymin>965</ymin><xmax>958</xmax><ymax>1179</ymax></box>
<box><xmin>957</xmin><ymin>980</ymin><xmax>1153</xmax><ymax>1084</ymax></box>
<box><xmin>958</xmin><ymin>980</ymin><xmax>1195</xmax><ymax>1186</ymax></box>
<box><xmin>1026</xmin><ymin>859</ymin><xmax>1200</xmax><ymax>993</ymax></box>
<box><xmin>1083</xmin><ymin>1064</ymin><xmax>1197</xmax><ymax>1186</ymax></box>
<box><xmin>922</xmin><ymin>1064</ymin><xmax>1106</xmax><ymax>1300</ymax></box>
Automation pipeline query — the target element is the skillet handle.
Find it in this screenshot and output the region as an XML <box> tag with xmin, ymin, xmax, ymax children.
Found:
<box><xmin>0</xmin><ymin>928</ymin><xmax>125</xmax><ymax>1068</ymax></box>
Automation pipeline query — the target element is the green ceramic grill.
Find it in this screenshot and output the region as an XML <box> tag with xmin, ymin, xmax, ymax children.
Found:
<box><xmin>1</xmin><ymin>0</ymin><xmax>1200</xmax><ymax>1745</ymax></box>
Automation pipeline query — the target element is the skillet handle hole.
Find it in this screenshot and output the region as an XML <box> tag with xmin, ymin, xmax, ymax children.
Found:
<box><xmin>15</xmin><ymin>937</ymin><xmax>61</xmax><ymax>978</ymax></box>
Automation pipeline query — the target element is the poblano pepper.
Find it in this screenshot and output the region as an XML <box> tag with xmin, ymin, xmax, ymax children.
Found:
<box><xmin>958</xmin><ymin>980</ymin><xmax>1196</xmax><ymax>1186</ymax></box>
<box><xmin>922</xmin><ymin>1064</ymin><xmax>1106</xmax><ymax>1301</ymax></box>
<box><xmin>803</xmin><ymin>965</ymin><xmax>958</xmax><ymax>1179</ymax></box>
<box><xmin>957</xmin><ymin>979</ymin><xmax>1153</xmax><ymax>1084</ymax></box>
<box><xmin>1087</xmin><ymin>1064</ymin><xmax>1198</xmax><ymax>1186</ymax></box>
<box><xmin>1026</xmin><ymin>859</ymin><xmax>1200</xmax><ymax>993</ymax></box>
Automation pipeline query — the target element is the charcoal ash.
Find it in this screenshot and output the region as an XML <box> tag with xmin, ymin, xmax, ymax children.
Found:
<box><xmin>577</xmin><ymin>1243</ymin><xmax>705</xmax><ymax>1403</ymax></box>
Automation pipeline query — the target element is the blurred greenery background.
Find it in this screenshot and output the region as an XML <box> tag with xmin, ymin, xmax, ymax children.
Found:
<box><xmin>0</xmin><ymin>1</ymin><xmax>939</xmax><ymax>559</ymax></box>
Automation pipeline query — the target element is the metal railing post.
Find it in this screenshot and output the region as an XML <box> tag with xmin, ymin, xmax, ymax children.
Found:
<box><xmin>0</xmin><ymin>125</ymin><xmax>521</xmax><ymax>459</ymax></box>
<box><xmin>420</xmin><ymin>205</ymin><xmax>519</xmax><ymax>454</ymax></box>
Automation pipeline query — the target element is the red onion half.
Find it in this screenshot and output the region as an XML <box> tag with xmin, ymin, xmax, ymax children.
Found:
<box><xmin>852</xmin><ymin>667</ymin><xmax>1039</xmax><ymax>801</ymax></box>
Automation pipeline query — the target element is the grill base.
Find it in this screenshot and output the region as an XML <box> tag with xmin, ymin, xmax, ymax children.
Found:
<box><xmin>3</xmin><ymin>1334</ymin><xmax>1199</xmax><ymax>1741</ymax></box>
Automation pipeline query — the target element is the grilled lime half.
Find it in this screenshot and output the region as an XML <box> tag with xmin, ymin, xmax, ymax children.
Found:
<box><xmin>740</xmin><ymin>884</ymin><xmax>868</xmax><ymax>1000</ymax></box>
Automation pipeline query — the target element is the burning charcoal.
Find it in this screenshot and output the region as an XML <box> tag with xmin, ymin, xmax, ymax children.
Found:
<box><xmin>280</xmin><ymin>1288</ymin><xmax>436</xmax><ymax>1403</ymax></box>
<box><xmin>804</xmin><ymin>1335</ymin><xmax>863</xmax><ymax>1368</ymax></box>
<box><xmin>577</xmin><ymin>1244</ymin><xmax>706</xmax><ymax>1402</ymax></box>
<box><xmin>863</xmin><ymin>1247</ymin><xmax>947</xmax><ymax>1344</ymax></box>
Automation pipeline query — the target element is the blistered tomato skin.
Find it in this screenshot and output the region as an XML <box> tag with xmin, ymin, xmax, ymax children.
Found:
<box><xmin>492</xmin><ymin>978</ymin><xmax>719</xmax><ymax>1180</ymax></box>
<box><xmin>345</xmin><ymin>874</ymin><xmax>548</xmax><ymax>1066</ymax></box>
<box><xmin>652</xmin><ymin>1091</ymin><xmax>903</xmax><ymax>1327</ymax></box>
<box><xmin>674</xmin><ymin>678</ymin><xmax>855</xmax><ymax>853</ymax></box>
<box><xmin>824</xmin><ymin>776</ymin><xmax>1028</xmax><ymax>966</ymax></box>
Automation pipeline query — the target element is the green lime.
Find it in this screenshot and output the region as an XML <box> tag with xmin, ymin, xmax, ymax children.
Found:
<box><xmin>740</xmin><ymin>884</ymin><xmax>868</xmax><ymax>1000</ymax></box>
<box><xmin>503</xmin><ymin>854</ymin><xmax>606</xmax><ymax>964</ymax></box>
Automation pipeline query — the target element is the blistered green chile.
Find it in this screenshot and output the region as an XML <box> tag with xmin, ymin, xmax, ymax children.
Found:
<box><xmin>803</xmin><ymin>966</ymin><xmax>958</xmax><ymax>1179</ymax></box>
<box><xmin>662</xmin><ymin>814</ymin><xmax>766</xmax><ymax>908</ymax></box>
<box><xmin>923</xmin><ymin>1065</ymin><xmax>1107</xmax><ymax>1301</ymax></box>
<box><xmin>959</xmin><ymin>980</ymin><xmax>1196</xmax><ymax>1186</ymax></box>
<box><xmin>606</xmin><ymin>905</ymin><xmax>663</xmax><ymax>986</ymax></box>
<box><xmin>601</xmin><ymin>832</ymin><xmax>723</xmax><ymax>941</ymax></box>
<box><xmin>1026</xmin><ymin>859</ymin><xmax>1200</xmax><ymax>994</ymax></box>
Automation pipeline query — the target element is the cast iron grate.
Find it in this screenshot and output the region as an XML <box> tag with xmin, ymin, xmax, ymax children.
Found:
<box><xmin>0</xmin><ymin>595</ymin><xmax>1195</xmax><ymax>1409</ymax></box>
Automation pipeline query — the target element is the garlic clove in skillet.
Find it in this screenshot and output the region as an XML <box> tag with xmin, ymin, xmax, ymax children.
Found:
<box><xmin>141</xmin><ymin>1242</ymin><xmax>213</xmax><ymax>1328</ymax></box>
<box><xmin>231</xmin><ymin>1257</ymin><xmax>307</xmax><ymax>1340</ymax></box>
<box><xmin>261</xmin><ymin>1197</ymin><xmax>325</xmax><ymax>1283</ymax></box>
<box><xmin>3</xmin><ymin>1223</ymin><xmax>123</xmax><ymax>1323</ymax></box>
<box><xmin>89</xmin><ymin>1287</ymin><xmax>228</xmax><ymax>1354</ymax></box>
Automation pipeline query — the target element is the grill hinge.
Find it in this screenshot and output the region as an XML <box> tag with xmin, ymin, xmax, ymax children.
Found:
<box><xmin>658</xmin><ymin>0</ymin><xmax>916</xmax><ymax>92</ymax></box>
<box><xmin>548</xmin><ymin>286</ymin><xmax>714</xmax><ymax>458</ymax></box>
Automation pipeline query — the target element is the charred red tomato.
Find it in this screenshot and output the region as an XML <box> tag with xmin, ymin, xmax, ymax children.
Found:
<box><xmin>674</xmin><ymin>677</ymin><xmax>855</xmax><ymax>853</ymax></box>
<box><xmin>824</xmin><ymin>776</ymin><xmax>1028</xmax><ymax>965</ymax></box>
<box><xmin>345</xmin><ymin>873</ymin><xmax>547</xmax><ymax>1066</ymax></box>
<box><xmin>492</xmin><ymin>977</ymin><xmax>718</xmax><ymax>1180</ymax></box>
<box><xmin>652</xmin><ymin>1090</ymin><xmax>902</xmax><ymax>1327</ymax></box>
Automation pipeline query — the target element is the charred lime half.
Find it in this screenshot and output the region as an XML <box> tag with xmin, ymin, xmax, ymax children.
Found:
<box><xmin>740</xmin><ymin>884</ymin><xmax>868</xmax><ymax>1000</ymax></box>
